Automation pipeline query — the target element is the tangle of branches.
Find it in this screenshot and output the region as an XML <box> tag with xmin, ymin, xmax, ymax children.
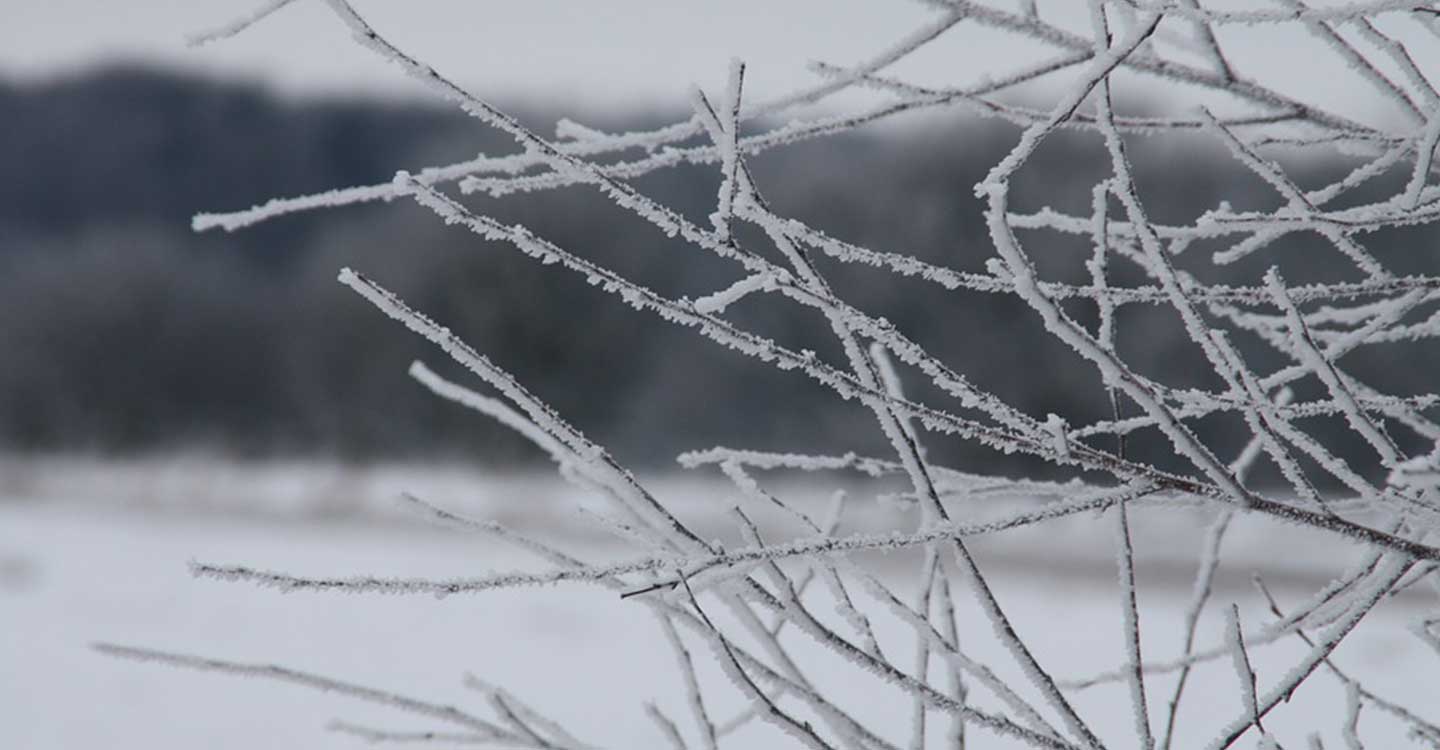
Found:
<box><xmin>104</xmin><ymin>1</ymin><xmax>1440</xmax><ymax>748</ymax></box>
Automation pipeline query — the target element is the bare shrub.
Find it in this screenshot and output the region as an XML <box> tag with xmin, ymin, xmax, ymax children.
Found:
<box><xmin>103</xmin><ymin>1</ymin><xmax>1440</xmax><ymax>748</ymax></box>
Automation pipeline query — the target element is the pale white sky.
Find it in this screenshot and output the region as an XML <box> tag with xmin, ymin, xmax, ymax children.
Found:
<box><xmin>2</xmin><ymin>0</ymin><xmax>1435</xmax><ymax>127</ymax></box>
<box><xmin>1</xmin><ymin>0</ymin><xmax>972</xmax><ymax>107</ymax></box>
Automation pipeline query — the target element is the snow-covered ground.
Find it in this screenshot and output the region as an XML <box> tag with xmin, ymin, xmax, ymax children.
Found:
<box><xmin>2</xmin><ymin>458</ymin><xmax>1435</xmax><ymax>749</ymax></box>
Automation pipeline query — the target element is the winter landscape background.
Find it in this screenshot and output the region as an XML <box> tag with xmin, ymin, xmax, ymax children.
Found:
<box><xmin>6</xmin><ymin>2</ymin><xmax>1440</xmax><ymax>748</ymax></box>
<box><xmin>4</xmin><ymin>67</ymin><xmax>1439</xmax><ymax>473</ymax></box>
<box><xmin>4</xmin><ymin>460</ymin><xmax>1435</xmax><ymax>748</ymax></box>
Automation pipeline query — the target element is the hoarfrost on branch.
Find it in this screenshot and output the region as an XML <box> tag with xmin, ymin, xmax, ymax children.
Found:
<box><xmin>105</xmin><ymin>1</ymin><xmax>1440</xmax><ymax>748</ymax></box>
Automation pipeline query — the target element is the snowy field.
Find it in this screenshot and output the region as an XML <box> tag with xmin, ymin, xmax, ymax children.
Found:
<box><xmin>2</xmin><ymin>458</ymin><xmax>1435</xmax><ymax>749</ymax></box>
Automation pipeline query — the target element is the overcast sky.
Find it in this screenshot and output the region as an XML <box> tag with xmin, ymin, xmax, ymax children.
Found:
<box><xmin>4</xmin><ymin>0</ymin><xmax>1436</xmax><ymax>127</ymax></box>
<box><xmin>2</xmin><ymin>0</ymin><xmax>968</xmax><ymax>106</ymax></box>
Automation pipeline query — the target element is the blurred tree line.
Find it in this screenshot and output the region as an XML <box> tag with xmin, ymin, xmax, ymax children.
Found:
<box><xmin>3</xmin><ymin>67</ymin><xmax>1436</xmax><ymax>477</ymax></box>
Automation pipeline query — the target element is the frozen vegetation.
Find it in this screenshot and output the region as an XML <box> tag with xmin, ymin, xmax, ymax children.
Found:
<box><xmin>65</xmin><ymin>0</ymin><xmax>1440</xmax><ymax>748</ymax></box>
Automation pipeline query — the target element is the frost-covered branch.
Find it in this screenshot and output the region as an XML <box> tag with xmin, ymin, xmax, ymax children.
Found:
<box><xmin>105</xmin><ymin>1</ymin><xmax>1440</xmax><ymax>747</ymax></box>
